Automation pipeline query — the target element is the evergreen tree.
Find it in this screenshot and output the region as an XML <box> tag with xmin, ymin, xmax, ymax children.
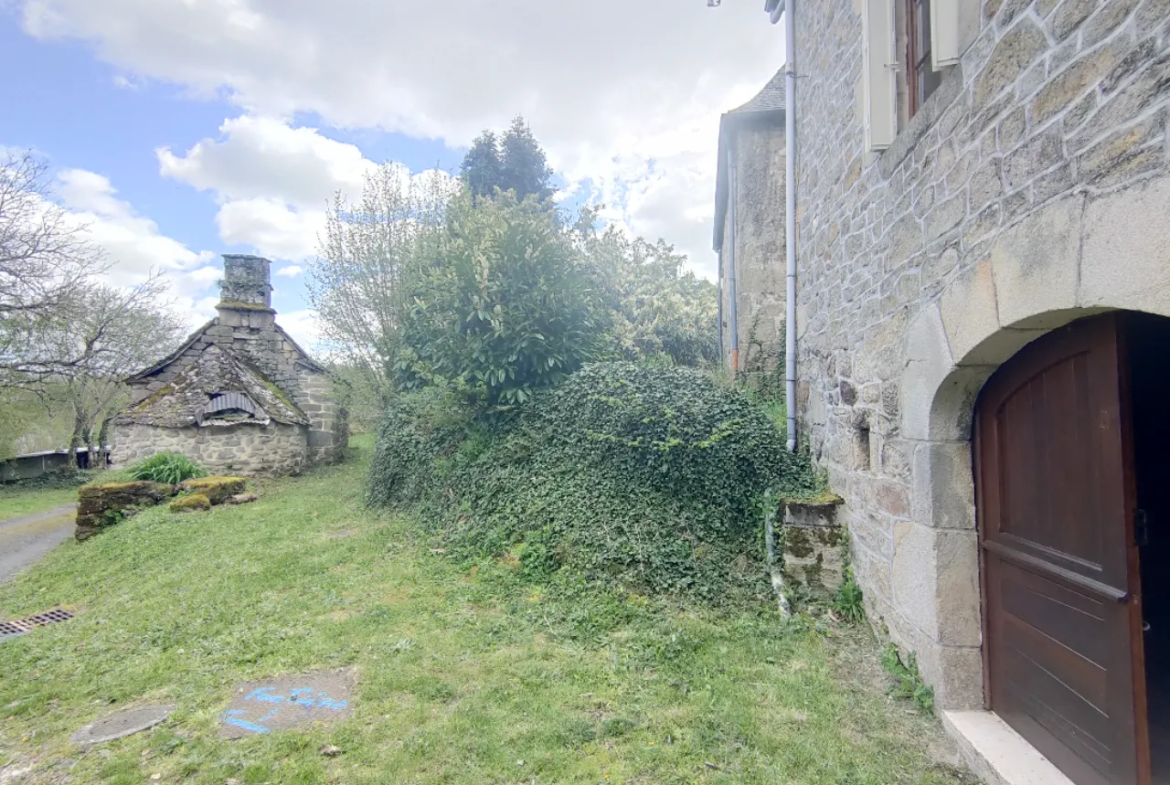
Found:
<box><xmin>500</xmin><ymin>116</ymin><xmax>553</xmax><ymax>202</ymax></box>
<box><xmin>460</xmin><ymin>131</ymin><xmax>503</xmax><ymax>200</ymax></box>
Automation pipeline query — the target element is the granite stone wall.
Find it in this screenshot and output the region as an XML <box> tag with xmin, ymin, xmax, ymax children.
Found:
<box><xmin>114</xmin><ymin>422</ymin><xmax>308</xmax><ymax>477</ymax></box>
<box><xmin>721</xmin><ymin>120</ymin><xmax>788</xmax><ymax>374</ymax></box>
<box><xmin>790</xmin><ymin>0</ymin><xmax>1170</xmax><ymax>708</ymax></box>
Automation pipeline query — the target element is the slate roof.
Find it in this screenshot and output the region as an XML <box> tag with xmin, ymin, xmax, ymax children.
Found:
<box><xmin>117</xmin><ymin>345</ymin><xmax>309</xmax><ymax>429</ymax></box>
<box><xmin>713</xmin><ymin>69</ymin><xmax>787</xmax><ymax>252</ymax></box>
<box><xmin>127</xmin><ymin>320</ymin><xmax>324</xmax><ymax>383</ymax></box>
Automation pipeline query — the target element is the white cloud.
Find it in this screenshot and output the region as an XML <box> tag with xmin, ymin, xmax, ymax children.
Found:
<box><xmin>215</xmin><ymin>197</ymin><xmax>323</xmax><ymax>260</ymax></box>
<box><xmin>53</xmin><ymin>167</ymin><xmax>220</xmax><ymax>328</ymax></box>
<box><xmin>158</xmin><ymin>116</ymin><xmax>374</xmax><ymax>208</ymax></box>
<box><xmin>277</xmin><ymin>308</ymin><xmax>321</xmax><ymax>352</ymax></box>
<box><xmin>21</xmin><ymin>0</ymin><xmax>784</xmax><ymax>277</ymax></box>
<box><xmin>275</xmin><ymin>264</ymin><xmax>304</xmax><ymax>278</ymax></box>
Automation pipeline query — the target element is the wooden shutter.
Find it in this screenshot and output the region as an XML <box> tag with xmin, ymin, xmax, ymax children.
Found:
<box><xmin>862</xmin><ymin>0</ymin><xmax>897</xmax><ymax>151</ymax></box>
<box><xmin>930</xmin><ymin>0</ymin><xmax>960</xmax><ymax>68</ymax></box>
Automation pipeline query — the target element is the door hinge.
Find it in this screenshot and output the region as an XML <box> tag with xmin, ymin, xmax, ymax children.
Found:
<box><xmin>1135</xmin><ymin>508</ymin><xmax>1150</xmax><ymax>548</ymax></box>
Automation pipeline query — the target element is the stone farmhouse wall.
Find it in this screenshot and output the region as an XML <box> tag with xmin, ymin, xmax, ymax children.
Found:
<box><xmin>115</xmin><ymin>422</ymin><xmax>309</xmax><ymax>477</ymax></box>
<box><xmin>792</xmin><ymin>0</ymin><xmax>1170</xmax><ymax>708</ymax></box>
<box><xmin>721</xmin><ymin>121</ymin><xmax>789</xmax><ymax>373</ymax></box>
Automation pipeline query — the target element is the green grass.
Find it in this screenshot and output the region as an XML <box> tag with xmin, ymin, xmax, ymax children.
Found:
<box><xmin>0</xmin><ymin>485</ymin><xmax>78</xmax><ymax>523</ymax></box>
<box><xmin>0</xmin><ymin>437</ymin><xmax>972</xmax><ymax>785</ymax></box>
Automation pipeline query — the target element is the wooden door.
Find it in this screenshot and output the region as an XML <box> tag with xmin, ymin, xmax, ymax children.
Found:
<box><xmin>975</xmin><ymin>313</ymin><xmax>1150</xmax><ymax>785</ymax></box>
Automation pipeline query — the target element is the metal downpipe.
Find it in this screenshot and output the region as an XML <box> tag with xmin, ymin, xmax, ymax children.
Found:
<box><xmin>782</xmin><ymin>0</ymin><xmax>798</xmax><ymax>452</ymax></box>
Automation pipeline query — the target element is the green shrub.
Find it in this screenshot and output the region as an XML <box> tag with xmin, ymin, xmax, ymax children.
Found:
<box><xmin>369</xmin><ymin>363</ymin><xmax>820</xmax><ymax>604</ymax></box>
<box><xmin>393</xmin><ymin>192</ymin><xmax>607</xmax><ymax>409</ymax></box>
<box><xmin>127</xmin><ymin>453</ymin><xmax>207</xmax><ymax>485</ymax></box>
<box><xmin>832</xmin><ymin>567</ymin><xmax>866</xmax><ymax>624</ymax></box>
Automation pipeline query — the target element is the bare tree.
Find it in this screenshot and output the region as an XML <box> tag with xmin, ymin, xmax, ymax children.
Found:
<box><xmin>307</xmin><ymin>163</ymin><xmax>453</xmax><ymax>403</ymax></box>
<box><xmin>0</xmin><ymin>150</ymin><xmax>107</xmax><ymax>390</ymax></box>
<box><xmin>46</xmin><ymin>275</ymin><xmax>187</xmax><ymax>466</ymax></box>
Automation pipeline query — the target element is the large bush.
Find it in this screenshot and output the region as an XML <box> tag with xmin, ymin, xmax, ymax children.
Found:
<box><xmin>393</xmin><ymin>193</ymin><xmax>607</xmax><ymax>409</ymax></box>
<box><xmin>369</xmin><ymin>363</ymin><xmax>819</xmax><ymax>603</ymax></box>
<box><xmin>582</xmin><ymin>225</ymin><xmax>719</xmax><ymax>367</ymax></box>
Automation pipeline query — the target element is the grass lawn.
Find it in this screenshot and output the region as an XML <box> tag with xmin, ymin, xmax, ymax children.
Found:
<box><xmin>0</xmin><ymin>484</ymin><xmax>79</xmax><ymax>524</ymax></box>
<box><xmin>0</xmin><ymin>437</ymin><xmax>973</xmax><ymax>785</ymax></box>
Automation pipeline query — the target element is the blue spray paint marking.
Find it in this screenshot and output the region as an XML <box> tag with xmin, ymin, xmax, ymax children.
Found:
<box><xmin>224</xmin><ymin>684</ymin><xmax>350</xmax><ymax>734</ymax></box>
<box><xmin>222</xmin><ymin>710</ymin><xmax>271</xmax><ymax>734</ymax></box>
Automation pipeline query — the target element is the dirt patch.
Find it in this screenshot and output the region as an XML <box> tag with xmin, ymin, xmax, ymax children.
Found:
<box><xmin>220</xmin><ymin>669</ymin><xmax>355</xmax><ymax>739</ymax></box>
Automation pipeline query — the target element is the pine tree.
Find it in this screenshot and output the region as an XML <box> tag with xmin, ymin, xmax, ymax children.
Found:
<box><xmin>499</xmin><ymin>116</ymin><xmax>553</xmax><ymax>203</ymax></box>
<box><xmin>460</xmin><ymin>131</ymin><xmax>503</xmax><ymax>200</ymax></box>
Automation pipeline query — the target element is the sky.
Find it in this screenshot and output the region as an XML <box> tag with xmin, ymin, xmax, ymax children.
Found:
<box><xmin>0</xmin><ymin>0</ymin><xmax>785</xmax><ymax>350</ymax></box>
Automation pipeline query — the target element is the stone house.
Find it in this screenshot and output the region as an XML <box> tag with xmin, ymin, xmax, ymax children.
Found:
<box><xmin>114</xmin><ymin>255</ymin><xmax>346</xmax><ymax>476</ymax></box>
<box><xmin>722</xmin><ymin>0</ymin><xmax>1170</xmax><ymax>783</ymax></box>
<box><xmin>714</xmin><ymin>69</ymin><xmax>788</xmax><ymax>375</ymax></box>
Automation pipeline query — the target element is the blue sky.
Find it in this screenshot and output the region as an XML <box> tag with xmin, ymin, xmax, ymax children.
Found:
<box><xmin>0</xmin><ymin>0</ymin><xmax>783</xmax><ymax>347</ymax></box>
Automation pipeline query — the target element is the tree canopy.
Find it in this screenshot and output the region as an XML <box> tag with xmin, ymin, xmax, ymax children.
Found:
<box><xmin>460</xmin><ymin>116</ymin><xmax>553</xmax><ymax>203</ymax></box>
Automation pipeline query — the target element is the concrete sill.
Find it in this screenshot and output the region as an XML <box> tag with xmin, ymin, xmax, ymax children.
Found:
<box><xmin>942</xmin><ymin>711</ymin><xmax>1074</xmax><ymax>785</ymax></box>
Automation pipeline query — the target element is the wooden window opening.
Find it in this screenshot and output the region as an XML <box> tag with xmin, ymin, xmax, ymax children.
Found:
<box><xmin>905</xmin><ymin>0</ymin><xmax>942</xmax><ymax>118</ymax></box>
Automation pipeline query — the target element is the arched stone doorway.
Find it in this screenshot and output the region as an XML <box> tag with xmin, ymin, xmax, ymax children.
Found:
<box><xmin>972</xmin><ymin>311</ymin><xmax>1170</xmax><ymax>785</ymax></box>
<box><xmin>896</xmin><ymin>177</ymin><xmax>1170</xmax><ymax>785</ymax></box>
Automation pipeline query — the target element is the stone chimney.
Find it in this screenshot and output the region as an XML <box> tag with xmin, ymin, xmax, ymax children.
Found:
<box><xmin>218</xmin><ymin>254</ymin><xmax>273</xmax><ymax>311</ymax></box>
<box><xmin>216</xmin><ymin>254</ymin><xmax>276</xmax><ymax>331</ymax></box>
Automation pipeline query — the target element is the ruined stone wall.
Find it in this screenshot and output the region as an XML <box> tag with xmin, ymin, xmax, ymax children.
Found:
<box><xmin>791</xmin><ymin>0</ymin><xmax>1170</xmax><ymax>708</ymax></box>
<box><xmin>112</xmin><ymin>422</ymin><xmax>308</xmax><ymax>477</ymax></box>
<box><xmin>720</xmin><ymin>120</ymin><xmax>788</xmax><ymax>374</ymax></box>
<box><xmin>298</xmin><ymin>366</ymin><xmax>348</xmax><ymax>464</ymax></box>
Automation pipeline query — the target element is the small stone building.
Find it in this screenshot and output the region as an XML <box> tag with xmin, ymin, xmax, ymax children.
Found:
<box><xmin>713</xmin><ymin>70</ymin><xmax>787</xmax><ymax>373</ymax></box>
<box><xmin>114</xmin><ymin>255</ymin><xmax>346</xmax><ymax>476</ymax></box>
<box><xmin>725</xmin><ymin>0</ymin><xmax>1170</xmax><ymax>782</ymax></box>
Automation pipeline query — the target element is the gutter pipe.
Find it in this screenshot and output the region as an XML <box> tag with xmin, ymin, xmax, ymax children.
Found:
<box><xmin>779</xmin><ymin>0</ymin><xmax>798</xmax><ymax>452</ymax></box>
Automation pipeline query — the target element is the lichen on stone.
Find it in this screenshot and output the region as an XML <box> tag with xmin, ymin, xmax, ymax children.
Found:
<box><xmin>170</xmin><ymin>493</ymin><xmax>212</xmax><ymax>512</ymax></box>
<box><xmin>181</xmin><ymin>476</ymin><xmax>246</xmax><ymax>505</ymax></box>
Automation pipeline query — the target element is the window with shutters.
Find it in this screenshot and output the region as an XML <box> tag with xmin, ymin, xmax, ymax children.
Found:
<box><xmin>862</xmin><ymin>0</ymin><xmax>961</xmax><ymax>151</ymax></box>
<box><xmin>904</xmin><ymin>0</ymin><xmax>942</xmax><ymax>118</ymax></box>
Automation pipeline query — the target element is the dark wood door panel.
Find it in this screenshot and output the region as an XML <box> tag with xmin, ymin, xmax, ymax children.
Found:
<box><xmin>976</xmin><ymin>313</ymin><xmax>1148</xmax><ymax>785</ymax></box>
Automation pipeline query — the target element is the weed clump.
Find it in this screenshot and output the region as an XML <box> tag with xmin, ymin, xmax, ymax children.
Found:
<box><xmin>369</xmin><ymin>363</ymin><xmax>820</xmax><ymax>604</ymax></box>
<box><xmin>127</xmin><ymin>452</ymin><xmax>207</xmax><ymax>485</ymax></box>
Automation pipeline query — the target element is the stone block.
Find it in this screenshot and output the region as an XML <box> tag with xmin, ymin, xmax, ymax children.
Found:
<box><xmin>1050</xmin><ymin>0</ymin><xmax>1096</xmax><ymax>39</ymax></box>
<box><xmin>940</xmin><ymin>259</ymin><xmax>1000</xmax><ymax>366</ymax></box>
<box><xmin>1076</xmin><ymin>120</ymin><xmax>1164</xmax><ymax>187</ymax></box>
<box><xmin>1031</xmin><ymin>39</ymin><xmax>1126</xmax><ymax>126</ymax></box>
<box><xmin>991</xmin><ymin>195</ymin><xmax>1084</xmax><ymax>327</ymax></box>
<box><xmin>912</xmin><ymin>441</ymin><xmax>977</xmax><ymax>531</ymax></box>
<box><xmin>76</xmin><ymin>481</ymin><xmax>175</xmax><ymax>540</ymax></box>
<box><xmin>1081</xmin><ymin>0</ymin><xmax>1141</xmax><ymax>46</ymax></box>
<box><xmin>936</xmin><ymin>529</ymin><xmax>983</xmax><ymax>648</ymax></box>
<box><xmin>1002</xmin><ymin>127</ymin><xmax>1064</xmax><ymax>191</ymax></box>
<box><xmin>919</xmin><ymin>644</ymin><xmax>986</xmax><ymax>710</ymax></box>
<box><xmin>901</xmin><ymin>304</ymin><xmax>955</xmax><ymax>441</ymax></box>
<box><xmin>892</xmin><ymin>521</ymin><xmax>940</xmax><ymax>636</ymax></box>
<box><xmin>926</xmin><ymin>194</ymin><xmax>967</xmax><ymax>242</ymax></box>
<box><xmin>782</xmin><ymin>497</ymin><xmax>847</xmax><ymax>603</ymax></box>
<box><xmin>181</xmin><ymin>476</ymin><xmax>247</xmax><ymax>505</ymax></box>
<box><xmin>1080</xmin><ymin>174</ymin><xmax>1170</xmax><ymax>316</ymax></box>
<box><xmin>307</xmin><ymin>430</ymin><xmax>336</xmax><ymax>448</ymax></box>
<box><xmin>973</xmin><ymin>19</ymin><xmax>1048</xmax><ymax>109</ymax></box>
<box><xmin>170</xmin><ymin>494</ymin><xmax>212</xmax><ymax>513</ymax></box>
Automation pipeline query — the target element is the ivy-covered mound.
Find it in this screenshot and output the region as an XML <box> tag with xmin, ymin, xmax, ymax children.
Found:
<box><xmin>369</xmin><ymin>363</ymin><xmax>820</xmax><ymax>604</ymax></box>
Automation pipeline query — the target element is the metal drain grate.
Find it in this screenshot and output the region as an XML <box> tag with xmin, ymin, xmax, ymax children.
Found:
<box><xmin>0</xmin><ymin>607</ymin><xmax>74</xmax><ymax>639</ymax></box>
